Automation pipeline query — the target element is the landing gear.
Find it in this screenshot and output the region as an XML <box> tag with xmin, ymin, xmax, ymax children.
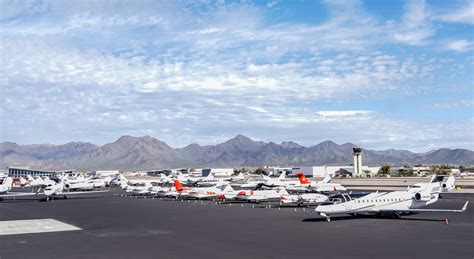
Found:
<box><xmin>320</xmin><ymin>212</ymin><xmax>331</xmax><ymax>222</ymax></box>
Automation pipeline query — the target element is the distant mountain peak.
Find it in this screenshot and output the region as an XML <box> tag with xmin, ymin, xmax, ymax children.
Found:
<box><xmin>280</xmin><ymin>141</ymin><xmax>302</xmax><ymax>148</ymax></box>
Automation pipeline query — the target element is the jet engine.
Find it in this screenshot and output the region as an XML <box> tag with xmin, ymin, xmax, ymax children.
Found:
<box><xmin>413</xmin><ymin>191</ymin><xmax>431</xmax><ymax>201</ymax></box>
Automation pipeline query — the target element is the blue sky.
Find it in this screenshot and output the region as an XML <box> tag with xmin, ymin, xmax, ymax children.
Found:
<box><xmin>0</xmin><ymin>0</ymin><xmax>473</xmax><ymax>151</ymax></box>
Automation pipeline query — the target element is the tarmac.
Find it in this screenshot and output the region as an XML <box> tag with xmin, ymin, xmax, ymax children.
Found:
<box><xmin>0</xmin><ymin>189</ymin><xmax>473</xmax><ymax>259</ymax></box>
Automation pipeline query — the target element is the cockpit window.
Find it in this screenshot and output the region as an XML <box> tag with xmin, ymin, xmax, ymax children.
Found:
<box><xmin>327</xmin><ymin>198</ymin><xmax>342</xmax><ymax>204</ymax></box>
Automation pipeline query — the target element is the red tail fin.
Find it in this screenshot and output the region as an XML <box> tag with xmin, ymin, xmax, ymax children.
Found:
<box><xmin>297</xmin><ymin>173</ymin><xmax>310</xmax><ymax>184</ymax></box>
<box><xmin>173</xmin><ymin>179</ymin><xmax>184</xmax><ymax>191</ymax></box>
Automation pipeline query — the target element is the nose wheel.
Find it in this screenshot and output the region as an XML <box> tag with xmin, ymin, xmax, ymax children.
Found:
<box><xmin>320</xmin><ymin>212</ymin><xmax>331</xmax><ymax>222</ymax></box>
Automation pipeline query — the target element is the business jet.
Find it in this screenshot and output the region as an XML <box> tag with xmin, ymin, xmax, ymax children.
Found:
<box><xmin>43</xmin><ymin>181</ymin><xmax>108</xmax><ymax>201</ymax></box>
<box><xmin>408</xmin><ymin>175</ymin><xmax>456</xmax><ymax>193</ymax></box>
<box><xmin>314</xmin><ymin>175</ymin><xmax>468</xmax><ymax>222</ymax></box>
<box><xmin>119</xmin><ymin>176</ymin><xmax>156</xmax><ymax>195</ymax></box>
<box><xmin>24</xmin><ymin>175</ymin><xmax>47</xmax><ymax>188</ymax></box>
<box><xmin>240</xmin><ymin>173</ymin><xmax>288</xmax><ymax>189</ymax></box>
<box><xmin>193</xmin><ymin>173</ymin><xmax>229</xmax><ymax>187</ymax></box>
<box><xmin>0</xmin><ymin>177</ymin><xmax>40</xmax><ymax>199</ymax></box>
<box><xmin>187</xmin><ymin>182</ymin><xmax>235</xmax><ymax>199</ymax></box>
<box><xmin>294</xmin><ymin>174</ymin><xmax>346</xmax><ymax>192</ymax></box>
<box><xmin>236</xmin><ymin>188</ymin><xmax>290</xmax><ymax>202</ymax></box>
<box><xmin>229</xmin><ymin>172</ymin><xmax>246</xmax><ymax>182</ymax></box>
<box><xmin>280</xmin><ymin>192</ymin><xmax>329</xmax><ymax>207</ymax></box>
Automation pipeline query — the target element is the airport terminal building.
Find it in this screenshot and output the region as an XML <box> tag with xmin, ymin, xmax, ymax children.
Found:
<box><xmin>7</xmin><ymin>167</ymin><xmax>73</xmax><ymax>178</ymax></box>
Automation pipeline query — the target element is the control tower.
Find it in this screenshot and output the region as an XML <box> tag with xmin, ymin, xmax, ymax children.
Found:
<box><xmin>353</xmin><ymin>147</ymin><xmax>362</xmax><ymax>177</ymax></box>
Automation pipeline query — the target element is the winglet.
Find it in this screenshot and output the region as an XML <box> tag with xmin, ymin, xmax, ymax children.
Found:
<box><xmin>461</xmin><ymin>201</ymin><xmax>469</xmax><ymax>212</ymax></box>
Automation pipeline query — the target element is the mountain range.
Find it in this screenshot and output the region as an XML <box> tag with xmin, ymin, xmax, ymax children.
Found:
<box><xmin>1</xmin><ymin>135</ymin><xmax>473</xmax><ymax>171</ymax></box>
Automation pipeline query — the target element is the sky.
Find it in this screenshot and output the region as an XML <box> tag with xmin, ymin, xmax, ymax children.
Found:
<box><xmin>0</xmin><ymin>0</ymin><xmax>473</xmax><ymax>151</ymax></box>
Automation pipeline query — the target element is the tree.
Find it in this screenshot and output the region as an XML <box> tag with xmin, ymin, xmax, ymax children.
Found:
<box><xmin>378</xmin><ymin>165</ymin><xmax>391</xmax><ymax>175</ymax></box>
<box><xmin>254</xmin><ymin>168</ymin><xmax>266</xmax><ymax>175</ymax></box>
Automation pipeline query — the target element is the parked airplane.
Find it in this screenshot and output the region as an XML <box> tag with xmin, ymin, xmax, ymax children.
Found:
<box><xmin>193</xmin><ymin>173</ymin><xmax>229</xmax><ymax>187</ymax></box>
<box><xmin>240</xmin><ymin>173</ymin><xmax>287</xmax><ymax>189</ymax></box>
<box><xmin>236</xmin><ymin>188</ymin><xmax>289</xmax><ymax>202</ymax></box>
<box><xmin>0</xmin><ymin>177</ymin><xmax>40</xmax><ymax>198</ymax></box>
<box><xmin>295</xmin><ymin>173</ymin><xmax>346</xmax><ymax>192</ymax></box>
<box><xmin>280</xmin><ymin>192</ymin><xmax>329</xmax><ymax>206</ymax></box>
<box><xmin>25</xmin><ymin>175</ymin><xmax>47</xmax><ymax>188</ymax></box>
<box><xmin>187</xmin><ymin>182</ymin><xmax>234</xmax><ymax>199</ymax></box>
<box><xmin>43</xmin><ymin>182</ymin><xmax>108</xmax><ymax>201</ymax></box>
<box><xmin>408</xmin><ymin>175</ymin><xmax>456</xmax><ymax>193</ymax></box>
<box><xmin>119</xmin><ymin>175</ymin><xmax>155</xmax><ymax>195</ymax></box>
<box><xmin>314</xmin><ymin>175</ymin><xmax>468</xmax><ymax>222</ymax></box>
<box><xmin>229</xmin><ymin>172</ymin><xmax>246</xmax><ymax>182</ymax></box>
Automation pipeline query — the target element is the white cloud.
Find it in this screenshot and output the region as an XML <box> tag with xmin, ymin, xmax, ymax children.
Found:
<box><xmin>445</xmin><ymin>40</ymin><xmax>472</xmax><ymax>52</ymax></box>
<box><xmin>434</xmin><ymin>1</ymin><xmax>474</xmax><ymax>25</ymax></box>
<box><xmin>393</xmin><ymin>0</ymin><xmax>434</xmax><ymax>45</ymax></box>
<box><xmin>433</xmin><ymin>99</ymin><xmax>474</xmax><ymax>109</ymax></box>
<box><xmin>316</xmin><ymin>110</ymin><xmax>372</xmax><ymax>117</ymax></box>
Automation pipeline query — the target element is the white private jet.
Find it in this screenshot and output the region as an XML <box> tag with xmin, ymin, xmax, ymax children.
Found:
<box><xmin>240</xmin><ymin>173</ymin><xmax>287</xmax><ymax>189</ymax></box>
<box><xmin>119</xmin><ymin>176</ymin><xmax>155</xmax><ymax>195</ymax></box>
<box><xmin>236</xmin><ymin>188</ymin><xmax>290</xmax><ymax>202</ymax></box>
<box><xmin>193</xmin><ymin>173</ymin><xmax>229</xmax><ymax>187</ymax></box>
<box><xmin>280</xmin><ymin>192</ymin><xmax>329</xmax><ymax>207</ymax></box>
<box><xmin>43</xmin><ymin>182</ymin><xmax>108</xmax><ymax>201</ymax></box>
<box><xmin>187</xmin><ymin>182</ymin><xmax>235</xmax><ymax>199</ymax></box>
<box><xmin>229</xmin><ymin>172</ymin><xmax>246</xmax><ymax>182</ymax></box>
<box><xmin>0</xmin><ymin>177</ymin><xmax>40</xmax><ymax>199</ymax></box>
<box><xmin>293</xmin><ymin>173</ymin><xmax>346</xmax><ymax>192</ymax></box>
<box><xmin>315</xmin><ymin>175</ymin><xmax>468</xmax><ymax>222</ymax></box>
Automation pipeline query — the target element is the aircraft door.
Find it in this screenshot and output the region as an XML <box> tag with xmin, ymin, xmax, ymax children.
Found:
<box><xmin>342</xmin><ymin>194</ymin><xmax>352</xmax><ymax>210</ymax></box>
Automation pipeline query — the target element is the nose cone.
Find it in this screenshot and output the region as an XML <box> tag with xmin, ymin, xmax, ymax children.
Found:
<box><xmin>44</xmin><ymin>189</ymin><xmax>54</xmax><ymax>196</ymax></box>
<box><xmin>315</xmin><ymin>205</ymin><xmax>324</xmax><ymax>213</ymax></box>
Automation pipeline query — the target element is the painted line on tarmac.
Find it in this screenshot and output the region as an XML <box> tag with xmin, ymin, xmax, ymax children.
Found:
<box><xmin>0</xmin><ymin>218</ymin><xmax>81</xmax><ymax>236</ymax></box>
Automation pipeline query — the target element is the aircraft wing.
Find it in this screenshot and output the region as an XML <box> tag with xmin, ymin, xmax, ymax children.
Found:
<box><xmin>0</xmin><ymin>192</ymin><xmax>39</xmax><ymax>197</ymax></box>
<box><xmin>380</xmin><ymin>201</ymin><xmax>468</xmax><ymax>213</ymax></box>
<box><xmin>58</xmin><ymin>190</ymin><xmax>109</xmax><ymax>195</ymax></box>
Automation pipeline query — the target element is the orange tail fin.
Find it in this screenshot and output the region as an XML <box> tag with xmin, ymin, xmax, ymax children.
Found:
<box><xmin>297</xmin><ymin>173</ymin><xmax>310</xmax><ymax>184</ymax></box>
<box><xmin>174</xmin><ymin>179</ymin><xmax>184</xmax><ymax>191</ymax></box>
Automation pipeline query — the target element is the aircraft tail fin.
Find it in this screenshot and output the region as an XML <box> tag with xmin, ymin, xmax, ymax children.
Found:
<box><xmin>173</xmin><ymin>179</ymin><xmax>184</xmax><ymax>191</ymax></box>
<box><xmin>322</xmin><ymin>174</ymin><xmax>332</xmax><ymax>184</ymax></box>
<box><xmin>296</xmin><ymin>173</ymin><xmax>310</xmax><ymax>184</ymax></box>
<box><xmin>2</xmin><ymin>177</ymin><xmax>13</xmax><ymax>188</ymax></box>
<box><xmin>278</xmin><ymin>171</ymin><xmax>286</xmax><ymax>180</ymax></box>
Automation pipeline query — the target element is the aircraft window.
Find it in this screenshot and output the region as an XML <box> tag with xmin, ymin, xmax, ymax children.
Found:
<box><xmin>327</xmin><ymin>198</ymin><xmax>342</xmax><ymax>204</ymax></box>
